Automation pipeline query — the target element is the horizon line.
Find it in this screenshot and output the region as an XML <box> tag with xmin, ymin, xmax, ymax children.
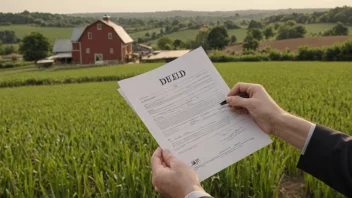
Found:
<box><xmin>1</xmin><ymin>6</ymin><xmax>342</xmax><ymax>15</ymax></box>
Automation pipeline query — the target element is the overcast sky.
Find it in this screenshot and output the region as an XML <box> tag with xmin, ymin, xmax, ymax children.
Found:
<box><xmin>1</xmin><ymin>0</ymin><xmax>351</xmax><ymax>13</ymax></box>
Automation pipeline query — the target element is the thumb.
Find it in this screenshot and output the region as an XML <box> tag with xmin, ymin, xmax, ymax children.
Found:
<box><xmin>227</xmin><ymin>96</ymin><xmax>250</xmax><ymax>108</ymax></box>
<box><xmin>162</xmin><ymin>149</ymin><xmax>176</xmax><ymax>167</ymax></box>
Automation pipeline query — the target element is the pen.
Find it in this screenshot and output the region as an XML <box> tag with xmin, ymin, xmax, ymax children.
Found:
<box><xmin>220</xmin><ymin>92</ymin><xmax>250</xmax><ymax>106</ymax></box>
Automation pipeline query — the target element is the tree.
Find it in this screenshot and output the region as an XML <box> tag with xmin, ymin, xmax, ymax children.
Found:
<box><xmin>285</xmin><ymin>20</ymin><xmax>297</xmax><ymax>27</ymax></box>
<box><xmin>137</xmin><ymin>37</ymin><xmax>144</xmax><ymax>43</ymax></box>
<box><xmin>243</xmin><ymin>33</ymin><xmax>259</xmax><ymax>51</ymax></box>
<box><xmin>173</xmin><ymin>39</ymin><xmax>185</xmax><ymax>49</ymax></box>
<box><xmin>207</xmin><ymin>26</ymin><xmax>230</xmax><ymax>50</ymax></box>
<box><xmin>3</xmin><ymin>45</ymin><xmax>16</xmax><ymax>55</ymax></box>
<box><xmin>263</xmin><ymin>25</ymin><xmax>275</xmax><ymax>40</ymax></box>
<box><xmin>157</xmin><ymin>37</ymin><xmax>174</xmax><ymax>50</ymax></box>
<box><xmin>145</xmin><ymin>32</ymin><xmax>150</xmax><ymax>37</ymax></box>
<box><xmin>151</xmin><ymin>32</ymin><xmax>157</xmax><ymax>40</ymax></box>
<box><xmin>333</xmin><ymin>22</ymin><xmax>349</xmax><ymax>35</ymax></box>
<box><xmin>194</xmin><ymin>28</ymin><xmax>210</xmax><ymax>49</ymax></box>
<box><xmin>240</xmin><ymin>20</ymin><xmax>249</xmax><ymax>26</ymax></box>
<box><xmin>247</xmin><ymin>20</ymin><xmax>263</xmax><ymax>29</ymax></box>
<box><xmin>165</xmin><ymin>25</ymin><xmax>172</xmax><ymax>33</ymax></box>
<box><xmin>249</xmin><ymin>29</ymin><xmax>264</xmax><ymax>41</ymax></box>
<box><xmin>160</xmin><ymin>28</ymin><xmax>164</xmax><ymax>35</ymax></box>
<box><xmin>323</xmin><ymin>22</ymin><xmax>349</xmax><ymax>36</ymax></box>
<box><xmin>276</xmin><ymin>24</ymin><xmax>307</xmax><ymax>40</ymax></box>
<box><xmin>19</xmin><ymin>32</ymin><xmax>50</xmax><ymax>62</ymax></box>
<box><xmin>230</xmin><ymin>35</ymin><xmax>237</xmax><ymax>44</ymax></box>
<box><xmin>172</xmin><ymin>19</ymin><xmax>180</xmax><ymax>26</ymax></box>
<box><xmin>0</xmin><ymin>41</ymin><xmax>3</xmax><ymax>55</ymax></box>
<box><xmin>0</xmin><ymin>31</ymin><xmax>20</xmax><ymax>44</ymax></box>
<box><xmin>224</xmin><ymin>20</ymin><xmax>240</xmax><ymax>29</ymax></box>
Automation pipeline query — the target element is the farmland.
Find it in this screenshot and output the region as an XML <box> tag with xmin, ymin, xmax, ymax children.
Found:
<box><xmin>1</xmin><ymin>62</ymin><xmax>351</xmax><ymax>197</ymax></box>
<box><xmin>224</xmin><ymin>35</ymin><xmax>352</xmax><ymax>53</ymax></box>
<box><xmin>2</xmin><ymin>23</ymin><xmax>351</xmax><ymax>49</ymax></box>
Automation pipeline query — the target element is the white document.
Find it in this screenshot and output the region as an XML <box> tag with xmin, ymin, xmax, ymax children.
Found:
<box><xmin>118</xmin><ymin>47</ymin><xmax>272</xmax><ymax>181</ymax></box>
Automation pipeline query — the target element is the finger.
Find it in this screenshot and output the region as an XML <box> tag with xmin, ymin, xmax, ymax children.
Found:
<box><xmin>227</xmin><ymin>96</ymin><xmax>250</xmax><ymax>109</ymax></box>
<box><xmin>233</xmin><ymin>107</ymin><xmax>249</xmax><ymax>115</ymax></box>
<box><xmin>154</xmin><ymin>186</ymin><xmax>160</xmax><ymax>193</ymax></box>
<box><xmin>227</xmin><ymin>82</ymin><xmax>253</xmax><ymax>97</ymax></box>
<box><xmin>231</xmin><ymin>107</ymin><xmax>243</xmax><ymax>113</ymax></box>
<box><xmin>162</xmin><ymin>149</ymin><xmax>176</xmax><ymax>168</ymax></box>
<box><xmin>151</xmin><ymin>147</ymin><xmax>163</xmax><ymax>174</ymax></box>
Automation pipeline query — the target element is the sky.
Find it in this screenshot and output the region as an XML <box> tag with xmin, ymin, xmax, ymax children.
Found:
<box><xmin>0</xmin><ymin>0</ymin><xmax>351</xmax><ymax>13</ymax></box>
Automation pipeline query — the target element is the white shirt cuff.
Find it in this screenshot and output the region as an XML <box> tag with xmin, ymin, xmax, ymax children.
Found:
<box><xmin>185</xmin><ymin>191</ymin><xmax>212</xmax><ymax>198</ymax></box>
<box><xmin>301</xmin><ymin>124</ymin><xmax>316</xmax><ymax>155</ymax></box>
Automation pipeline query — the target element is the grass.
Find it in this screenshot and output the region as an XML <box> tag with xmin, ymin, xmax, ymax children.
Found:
<box><xmin>129</xmin><ymin>28</ymin><xmax>162</xmax><ymax>40</ymax></box>
<box><xmin>1</xmin><ymin>62</ymin><xmax>351</xmax><ymax>197</ymax></box>
<box><xmin>304</xmin><ymin>23</ymin><xmax>352</xmax><ymax>36</ymax></box>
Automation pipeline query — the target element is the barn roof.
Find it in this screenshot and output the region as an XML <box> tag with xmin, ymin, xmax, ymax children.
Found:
<box><xmin>71</xmin><ymin>27</ymin><xmax>86</xmax><ymax>42</ymax></box>
<box><xmin>100</xmin><ymin>20</ymin><xmax>133</xmax><ymax>44</ymax></box>
<box><xmin>53</xmin><ymin>39</ymin><xmax>72</xmax><ymax>53</ymax></box>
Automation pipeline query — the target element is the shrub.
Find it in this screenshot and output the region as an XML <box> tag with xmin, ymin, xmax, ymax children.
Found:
<box><xmin>0</xmin><ymin>61</ymin><xmax>33</xmax><ymax>69</ymax></box>
<box><xmin>340</xmin><ymin>40</ymin><xmax>352</xmax><ymax>61</ymax></box>
<box><xmin>324</xmin><ymin>44</ymin><xmax>342</xmax><ymax>61</ymax></box>
<box><xmin>297</xmin><ymin>46</ymin><xmax>324</xmax><ymax>61</ymax></box>
<box><xmin>268</xmin><ymin>49</ymin><xmax>282</xmax><ymax>61</ymax></box>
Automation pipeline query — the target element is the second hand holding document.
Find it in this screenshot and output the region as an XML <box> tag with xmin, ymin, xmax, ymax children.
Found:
<box><xmin>118</xmin><ymin>47</ymin><xmax>272</xmax><ymax>181</ymax></box>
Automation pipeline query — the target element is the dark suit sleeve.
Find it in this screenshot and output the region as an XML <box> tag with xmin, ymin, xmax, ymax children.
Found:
<box><xmin>297</xmin><ymin>124</ymin><xmax>352</xmax><ymax>197</ymax></box>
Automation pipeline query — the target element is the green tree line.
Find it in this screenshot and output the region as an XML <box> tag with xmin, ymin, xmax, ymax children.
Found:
<box><xmin>263</xmin><ymin>6</ymin><xmax>352</xmax><ymax>25</ymax></box>
<box><xmin>0</xmin><ymin>10</ymin><xmax>95</xmax><ymax>27</ymax></box>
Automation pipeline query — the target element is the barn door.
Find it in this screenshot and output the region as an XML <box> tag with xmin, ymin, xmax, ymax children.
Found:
<box><xmin>94</xmin><ymin>54</ymin><xmax>104</xmax><ymax>65</ymax></box>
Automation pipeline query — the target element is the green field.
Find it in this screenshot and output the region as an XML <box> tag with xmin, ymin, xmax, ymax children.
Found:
<box><xmin>0</xmin><ymin>25</ymin><xmax>73</xmax><ymax>44</ymax></box>
<box><xmin>146</xmin><ymin>23</ymin><xmax>352</xmax><ymax>46</ymax></box>
<box><xmin>0</xmin><ymin>62</ymin><xmax>351</xmax><ymax>197</ymax></box>
<box><xmin>147</xmin><ymin>29</ymin><xmax>247</xmax><ymax>45</ymax></box>
<box><xmin>129</xmin><ymin>28</ymin><xmax>162</xmax><ymax>40</ymax></box>
<box><xmin>305</xmin><ymin>23</ymin><xmax>352</xmax><ymax>36</ymax></box>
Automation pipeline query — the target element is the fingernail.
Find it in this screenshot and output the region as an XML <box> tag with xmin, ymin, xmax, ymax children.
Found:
<box><xmin>226</xmin><ymin>97</ymin><xmax>232</xmax><ymax>103</ymax></box>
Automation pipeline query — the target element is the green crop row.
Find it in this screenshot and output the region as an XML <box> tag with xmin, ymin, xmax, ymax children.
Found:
<box><xmin>1</xmin><ymin>62</ymin><xmax>352</xmax><ymax>197</ymax></box>
<box><xmin>0</xmin><ymin>64</ymin><xmax>162</xmax><ymax>88</ymax></box>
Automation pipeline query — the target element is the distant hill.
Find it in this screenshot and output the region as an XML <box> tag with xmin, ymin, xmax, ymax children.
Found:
<box><xmin>70</xmin><ymin>9</ymin><xmax>329</xmax><ymax>20</ymax></box>
<box><xmin>263</xmin><ymin>6</ymin><xmax>352</xmax><ymax>25</ymax></box>
<box><xmin>0</xmin><ymin>10</ymin><xmax>94</xmax><ymax>27</ymax></box>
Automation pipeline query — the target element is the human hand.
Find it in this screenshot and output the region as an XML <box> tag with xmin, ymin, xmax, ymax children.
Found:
<box><xmin>226</xmin><ymin>82</ymin><xmax>285</xmax><ymax>136</ymax></box>
<box><xmin>151</xmin><ymin>147</ymin><xmax>205</xmax><ymax>198</ymax></box>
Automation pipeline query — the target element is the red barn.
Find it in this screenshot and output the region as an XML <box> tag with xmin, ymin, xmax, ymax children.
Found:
<box><xmin>70</xmin><ymin>15</ymin><xmax>133</xmax><ymax>65</ymax></box>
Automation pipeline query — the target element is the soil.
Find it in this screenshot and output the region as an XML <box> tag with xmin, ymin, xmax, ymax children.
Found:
<box><xmin>224</xmin><ymin>35</ymin><xmax>352</xmax><ymax>54</ymax></box>
<box><xmin>279</xmin><ymin>175</ymin><xmax>307</xmax><ymax>198</ymax></box>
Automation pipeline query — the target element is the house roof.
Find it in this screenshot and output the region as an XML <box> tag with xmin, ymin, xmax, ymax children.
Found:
<box><xmin>37</xmin><ymin>59</ymin><xmax>55</xmax><ymax>64</ymax></box>
<box><xmin>71</xmin><ymin>27</ymin><xmax>86</xmax><ymax>42</ymax></box>
<box><xmin>142</xmin><ymin>50</ymin><xmax>190</xmax><ymax>61</ymax></box>
<box><xmin>100</xmin><ymin>20</ymin><xmax>133</xmax><ymax>44</ymax></box>
<box><xmin>138</xmin><ymin>44</ymin><xmax>153</xmax><ymax>50</ymax></box>
<box><xmin>48</xmin><ymin>53</ymin><xmax>72</xmax><ymax>60</ymax></box>
<box><xmin>53</xmin><ymin>39</ymin><xmax>72</xmax><ymax>53</ymax></box>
